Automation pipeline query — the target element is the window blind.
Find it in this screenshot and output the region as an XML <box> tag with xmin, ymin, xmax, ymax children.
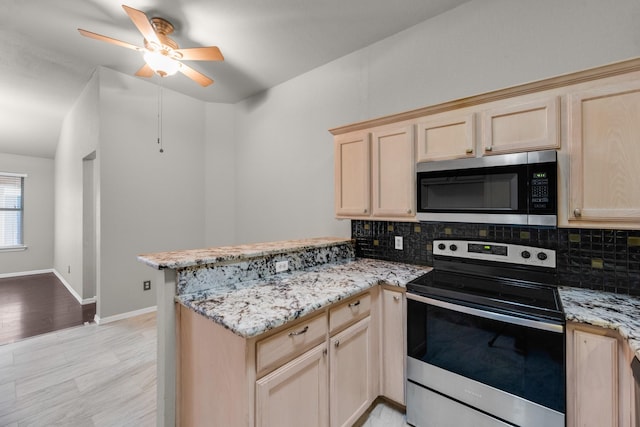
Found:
<box><xmin>0</xmin><ymin>173</ymin><xmax>24</xmax><ymax>247</ymax></box>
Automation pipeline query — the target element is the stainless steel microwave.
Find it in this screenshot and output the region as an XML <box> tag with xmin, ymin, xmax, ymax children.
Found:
<box><xmin>416</xmin><ymin>150</ymin><xmax>557</xmax><ymax>226</ymax></box>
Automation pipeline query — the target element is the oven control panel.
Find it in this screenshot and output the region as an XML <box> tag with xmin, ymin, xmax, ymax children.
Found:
<box><xmin>433</xmin><ymin>240</ymin><xmax>556</xmax><ymax>268</ymax></box>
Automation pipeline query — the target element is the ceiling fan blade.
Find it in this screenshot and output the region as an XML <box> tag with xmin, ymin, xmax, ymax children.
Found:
<box><xmin>174</xmin><ymin>46</ymin><xmax>224</xmax><ymax>61</ymax></box>
<box><xmin>78</xmin><ymin>28</ymin><xmax>142</xmax><ymax>51</ymax></box>
<box><xmin>135</xmin><ymin>63</ymin><xmax>155</xmax><ymax>78</ymax></box>
<box><xmin>179</xmin><ymin>63</ymin><xmax>214</xmax><ymax>87</ymax></box>
<box><xmin>122</xmin><ymin>5</ymin><xmax>161</xmax><ymax>46</ymax></box>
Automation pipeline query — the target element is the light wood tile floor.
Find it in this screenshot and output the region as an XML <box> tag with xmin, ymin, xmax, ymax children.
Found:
<box><xmin>0</xmin><ymin>312</ymin><xmax>156</xmax><ymax>426</ymax></box>
<box><xmin>0</xmin><ymin>311</ymin><xmax>408</xmax><ymax>426</ymax></box>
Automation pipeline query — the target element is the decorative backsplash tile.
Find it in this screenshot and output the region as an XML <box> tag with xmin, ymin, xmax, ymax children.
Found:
<box><xmin>352</xmin><ymin>220</ymin><xmax>640</xmax><ymax>297</ymax></box>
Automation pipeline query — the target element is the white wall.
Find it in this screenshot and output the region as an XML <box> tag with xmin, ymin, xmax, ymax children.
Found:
<box><xmin>0</xmin><ymin>153</ymin><xmax>54</xmax><ymax>276</ymax></box>
<box><xmin>233</xmin><ymin>0</ymin><xmax>640</xmax><ymax>242</ymax></box>
<box><xmin>97</xmin><ymin>68</ymin><xmax>207</xmax><ymax>319</ymax></box>
<box><xmin>204</xmin><ymin>103</ymin><xmax>237</xmax><ymax>246</ymax></box>
<box><xmin>54</xmin><ymin>72</ymin><xmax>99</xmax><ymax>297</ymax></box>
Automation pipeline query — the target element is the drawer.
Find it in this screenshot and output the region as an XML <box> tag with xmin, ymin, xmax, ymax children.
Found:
<box><xmin>256</xmin><ymin>312</ymin><xmax>327</xmax><ymax>377</ymax></box>
<box><xmin>329</xmin><ymin>292</ymin><xmax>371</xmax><ymax>334</ymax></box>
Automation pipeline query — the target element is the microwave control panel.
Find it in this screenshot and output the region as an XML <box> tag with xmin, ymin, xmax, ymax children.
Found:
<box><xmin>528</xmin><ymin>162</ymin><xmax>556</xmax><ymax>213</ymax></box>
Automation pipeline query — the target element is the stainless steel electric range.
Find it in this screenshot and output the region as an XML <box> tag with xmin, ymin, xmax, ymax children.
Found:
<box><xmin>406</xmin><ymin>239</ymin><xmax>565</xmax><ymax>427</ymax></box>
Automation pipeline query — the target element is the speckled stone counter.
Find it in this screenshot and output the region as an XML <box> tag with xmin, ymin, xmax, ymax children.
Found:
<box><xmin>138</xmin><ymin>237</ymin><xmax>352</xmax><ymax>270</ymax></box>
<box><xmin>559</xmin><ymin>287</ymin><xmax>640</xmax><ymax>359</ymax></box>
<box><xmin>179</xmin><ymin>258</ymin><xmax>431</xmax><ymax>338</ymax></box>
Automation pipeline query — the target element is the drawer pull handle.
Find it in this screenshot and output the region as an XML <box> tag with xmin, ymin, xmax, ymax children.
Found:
<box><xmin>465</xmin><ymin>148</ymin><xmax>473</xmax><ymax>154</ymax></box>
<box><xmin>288</xmin><ymin>326</ymin><xmax>309</xmax><ymax>337</ymax></box>
<box><xmin>485</xmin><ymin>146</ymin><xmax>492</xmax><ymax>152</ymax></box>
<box><xmin>335</xmin><ymin>340</ymin><xmax>340</xmax><ymax>348</ymax></box>
<box><xmin>348</xmin><ymin>300</ymin><xmax>361</xmax><ymax>308</ymax></box>
<box><xmin>393</xmin><ymin>295</ymin><xmax>400</xmax><ymax>302</ymax></box>
<box><xmin>574</xmin><ymin>208</ymin><xmax>582</xmax><ymax>218</ymax></box>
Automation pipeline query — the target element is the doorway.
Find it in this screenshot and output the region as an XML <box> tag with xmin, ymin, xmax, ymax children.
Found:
<box><xmin>82</xmin><ymin>152</ymin><xmax>97</xmax><ymax>304</ymax></box>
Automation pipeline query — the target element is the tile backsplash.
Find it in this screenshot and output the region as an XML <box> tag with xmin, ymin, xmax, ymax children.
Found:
<box><xmin>351</xmin><ymin>220</ymin><xmax>640</xmax><ymax>297</ymax></box>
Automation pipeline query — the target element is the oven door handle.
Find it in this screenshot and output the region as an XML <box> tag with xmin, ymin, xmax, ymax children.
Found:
<box><xmin>406</xmin><ymin>292</ymin><xmax>564</xmax><ymax>334</ymax></box>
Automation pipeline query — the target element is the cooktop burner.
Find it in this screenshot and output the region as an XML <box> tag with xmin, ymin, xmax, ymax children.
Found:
<box><xmin>407</xmin><ymin>239</ymin><xmax>564</xmax><ymax>323</ymax></box>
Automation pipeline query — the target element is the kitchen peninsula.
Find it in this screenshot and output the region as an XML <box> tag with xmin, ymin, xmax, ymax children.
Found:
<box><xmin>138</xmin><ymin>237</ymin><xmax>430</xmax><ymax>427</ymax></box>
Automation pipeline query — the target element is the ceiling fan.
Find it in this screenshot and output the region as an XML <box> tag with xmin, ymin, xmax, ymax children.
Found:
<box><xmin>78</xmin><ymin>5</ymin><xmax>223</xmax><ymax>87</ymax></box>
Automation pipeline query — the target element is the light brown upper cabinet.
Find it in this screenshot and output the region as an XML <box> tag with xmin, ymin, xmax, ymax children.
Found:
<box><xmin>334</xmin><ymin>131</ymin><xmax>371</xmax><ymax>217</ymax></box>
<box><xmin>481</xmin><ymin>96</ymin><xmax>560</xmax><ymax>155</ymax></box>
<box><xmin>370</xmin><ymin>124</ymin><xmax>415</xmax><ymax>219</ymax></box>
<box><xmin>568</xmin><ymin>79</ymin><xmax>640</xmax><ymax>225</ymax></box>
<box><xmin>415</xmin><ymin>112</ymin><xmax>475</xmax><ymax>162</ymax></box>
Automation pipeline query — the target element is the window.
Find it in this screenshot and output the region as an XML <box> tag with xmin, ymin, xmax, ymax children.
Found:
<box><xmin>0</xmin><ymin>173</ymin><xmax>25</xmax><ymax>249</ymax></box>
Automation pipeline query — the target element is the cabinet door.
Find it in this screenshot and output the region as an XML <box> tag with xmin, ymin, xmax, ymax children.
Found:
<box><xmin>572</xmin><ymin>329</ymin><xmax>619</xmax><ymax>427</ymax></box>
<box><xmin>568</xmin><ymin>81</ymin><xmax>640</xmax><ymax>223</ymax></box>
<box><xmin>371</xmin><ymin>125</ymin><xmax>415</xmax><ymax>218</ymax></box>
<box><xmin>256</xmin><ymin>343</ymin><xmax>329</xmax><ymax>427</ymax></box>
<box><xmin>381</xmin><ymin>289</ymin><xmax>405</xmax><ymax>405</ymax></box>
<box><xmin>416</xmin><ymin>112</ymin><xmax>475</xmax><ymax>162</ymax></box>
<box><xmin>330</xmin><ymin>316</ymin><xmax>373</xmax><ymax>427</ymax></box>
<box><xmin>481</xmin><ymin>96</ymin><xmax>559</xmax><ymax>155</ymax></box>
<box><xmin>334</xmin><ymin>131</ymin><xmax>370</xmax><ymax>217</ymax></box>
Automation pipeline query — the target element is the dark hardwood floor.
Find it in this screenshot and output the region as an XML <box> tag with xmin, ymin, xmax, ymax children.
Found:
<box><xmin>0</xmin><ymin>273</ymin><xmax>96</xmax><ymax>346</ymax></box>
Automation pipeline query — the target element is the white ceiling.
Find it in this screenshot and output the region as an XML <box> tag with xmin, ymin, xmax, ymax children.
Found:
<box><xmin>0</xmin><ymin>0</ymin><xmax>469</xmax><ymax>159</ymax></box>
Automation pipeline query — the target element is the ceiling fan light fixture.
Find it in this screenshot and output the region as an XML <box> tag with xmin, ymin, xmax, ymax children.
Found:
<box><xmin>143</xmin><ymin>50</ymin><xmax>180</xmax><ymax>77</ymax></box>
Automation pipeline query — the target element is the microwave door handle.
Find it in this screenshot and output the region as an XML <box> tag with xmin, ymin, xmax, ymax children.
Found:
<box><xmin>452</xmin><ymin>175</ymin><xmax>484</xmax><ymax>182</ymax></box>
<box><xmin>421</xmin><ymin>177</ymin><xmax>450</xmax><ymax>184</ymax></box>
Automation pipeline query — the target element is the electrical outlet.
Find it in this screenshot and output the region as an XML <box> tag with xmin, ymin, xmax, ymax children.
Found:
<box><xmin>395</xmin><ymin>236</ymin><xmax>403</xmax><ymax>250</ymax></box>
<box><xmin>143</xmin><ymin>280</ymin><xmax>151</xmax><ymax>291</ymax></box>
<box><xmin>275</xmin><ymin>260</ymin><xmax>289</xmax><ymax>273</ymax></box>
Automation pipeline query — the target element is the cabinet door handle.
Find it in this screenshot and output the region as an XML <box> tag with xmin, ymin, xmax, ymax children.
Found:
<box><xmin>393</xmin><ymin>295</ymin><xmax>400</xmax><ymax>302</ymax></box>
<box><xmin>573</xmin><ymin>208</ymin><xmax>582</xmax><ymax>218</ymax></box>
<box><xmin>288</xmin><ymin>326</ymin><xmax>309</xmax><ymax>337</ymax></box>
<box><xmin>485</xmin><ymin>146</ymin><xmax>492</xmax><ymax>152</ymax></box>
<box><xmin>348</xmin><ymin>300</ymin><xmax>361</xmax><ymax>308</ymax></box>
<box><xmin>323</xmin><ymin>348</ymin><xmax>328</xmax><ymax>356</ymax></box>
<box><xmin>335</xmin><ymin>340</ymin><xmax>340</xmax><ymax>348</ymax></box>
<box><xmin>363</xmin><ymin>209</ymin><xmax>368</xmax><ymax>214</ymax></box>
<box><xmin>407</xmin><ymin>209</ymin><xmax>412</xmax><ymax>214</ymax></box>
<box><xmin>465</xmin><ymin>148</ymin><xmax>473</xmax><ymax>154</ymax></box>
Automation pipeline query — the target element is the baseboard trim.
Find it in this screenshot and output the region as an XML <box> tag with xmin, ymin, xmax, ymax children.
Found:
<box><xmin>0</xmin><ymin>268</ymin><xmax>54</xmax><ymax>279</ymax></box>
<box><xmin>95</xmin><ymin>305</ymin><xmax>157</xmax><ymax>325</ymax></box>
<box><xmin>52</xmin><ymin>269</ymin><xmax>96</xmax><ymax>305</ymax></box>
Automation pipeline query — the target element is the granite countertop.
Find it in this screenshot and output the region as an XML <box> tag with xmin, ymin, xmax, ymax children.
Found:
<box><xmin>138</xmin><ymin>237</ymin><xmax>352</xmax><ymax>270</ymax></box>
<box><xmin>179</xmin><ymin>258</ymin><xmax>431</xmax><ymax>339</ymax></box>
<box><xmin>559</xmin><ymin>287</ymin><xmax>640</xmax><ymax>359</ymax></box>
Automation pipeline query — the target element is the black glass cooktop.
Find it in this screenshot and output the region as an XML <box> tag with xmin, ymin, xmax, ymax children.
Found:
<box><xmin>407</xmin><ymin>269</ymin><xmax>564</xmax><ymax>323</ymax></box>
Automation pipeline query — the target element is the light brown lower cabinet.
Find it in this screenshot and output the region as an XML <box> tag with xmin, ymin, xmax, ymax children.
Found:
<box><xmin>256</xmin><ymin>343</ymin><xmax>329</xmax><ymax>427</ymax></box>
<box><xmin>178</xmin><ymin>288</ymin><xmax>385</xmax><ymax>427</ymax></box>
<box><xmin>566</xmin><ymin>322</ymin><xmax>636</xmax><ymax>427</ymax></box>
<box><xmin>330</xmin><ymin>316</ymin><xmax>374</xmax><ymax>427</ymax></box>
<box><xmin>381</xmin><ymin>287</ymin><xmax>405</xmax><ymax>405</ymax></box>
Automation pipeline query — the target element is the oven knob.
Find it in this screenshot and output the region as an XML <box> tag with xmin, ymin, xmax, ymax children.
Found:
<box><xmin>449</xmin><ymin>244</ymin><xmax>458</xmax><ymax>251</ymax></box>
<box><xmin>537</xmin><ymin>252</ymin><xmax>548</xmax><ymax>261</ymax></box>
<box><xmin>437</xmin><ymin>243</ymin><xmax>446</xmax><ymax>250</ymax></box>
<box><xmin>521</xmin><ymin>250</ymin><xmax>531</xmax><ymax>259</ymax></box>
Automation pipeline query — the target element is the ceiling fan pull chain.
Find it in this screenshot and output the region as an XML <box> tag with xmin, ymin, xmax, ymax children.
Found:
<box><xmin>157</xmin><ymin>80</ymin><xmax>164</xmax><ymax>153</ymax></box>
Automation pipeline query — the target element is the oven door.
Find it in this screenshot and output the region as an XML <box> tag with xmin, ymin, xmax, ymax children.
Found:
<box><xmin>406</xmin><ymin>292</ymin><xmax>565</xmax><ymax>427</ymax></box>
